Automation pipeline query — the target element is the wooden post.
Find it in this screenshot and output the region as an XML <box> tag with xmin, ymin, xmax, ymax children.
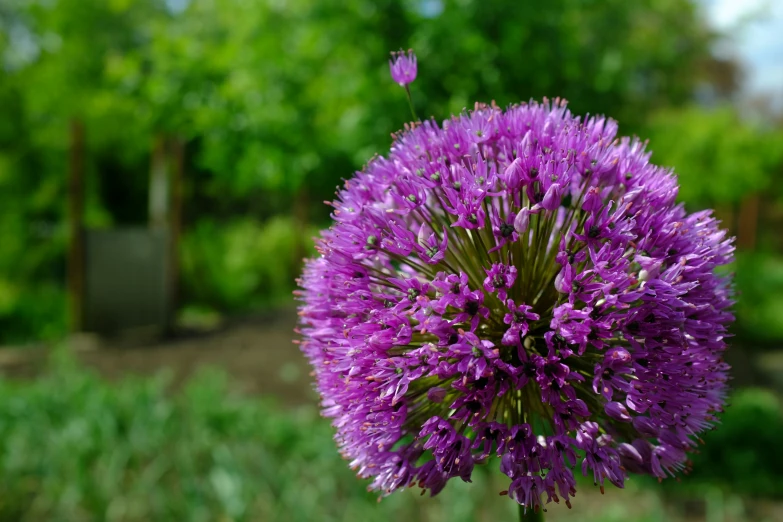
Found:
<box><xmin>737</xmin><ymin>193</ymin><xmax>759</xmax><ymax>251</ymax></box>
<box><xmin>715</xmin><ymin>204</ymin><xmax>735</xmax><ymax>239</ymax></box>
<box><xmin>150</xmin><ymin>134</ymin><xmax>175</xmax><ymax>333</ymax></box>
<box><xmin>168</xmin><ymin>137</ymin><xmax>185</xmax><ymax>331</ymax></box>
<box><xmin>149</xmin><ymin>134</ymin><xmax>169</xmax><ymax>229</ymax></box>
<box><xmin>67</xmin><ymin>119</ymin><xmax>86</xmax><ymax>331</ymax></box>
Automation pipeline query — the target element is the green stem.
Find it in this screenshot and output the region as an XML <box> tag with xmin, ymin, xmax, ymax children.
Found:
<box><xmin>518</xmin><ymin>503</ymin><xmax>544</xmax><ymax>522</ymax></box>
<box><xmin>404</xmin><ymin>85</ymin><xmax>420</xmax><ymax>121</ymax></box>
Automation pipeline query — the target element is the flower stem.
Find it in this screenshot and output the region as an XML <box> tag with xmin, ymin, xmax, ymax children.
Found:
<box><xmin>404</xmin><ymin>85</ymin><xmax>420</xmax><ymax>121</ymax></box>
<box><xmin>518</xmin><ymin>504</ymin><xmax>544</xmax><ymax>522</ymax></box>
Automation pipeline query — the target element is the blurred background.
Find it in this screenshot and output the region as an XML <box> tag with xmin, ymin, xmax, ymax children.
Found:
<box><xmin>0</xmin><ymin>0</ymin><xmax>782</xmax><ymax>520</ymax></box>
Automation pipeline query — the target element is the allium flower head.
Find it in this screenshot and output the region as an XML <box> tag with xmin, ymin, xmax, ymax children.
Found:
<box><xmin>296</xmin><ymin>98</ymin><xmax>734</xmax><ymax>512</ymax></box>
<box><xmin>389</xmin><ymin>49</ymin><xmax>418</xmax><ymax>87</ymax></box>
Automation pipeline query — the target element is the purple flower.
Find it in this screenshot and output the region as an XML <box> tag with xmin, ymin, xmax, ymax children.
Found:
<box><xmin>389</xmin><ymin>49</ymin><xmax>417</xmax><ymax>87</ymax></box>
<box><xmin>297</xmin><ymin>98</ymin><xmax>735</xmax><ymax>511</ymax></box>
<box><xmin>502</xmin><ymin>300</ymin><xmax>539</xmax><ymax>346</ymax></box>
<box><xmin>483</xmin><ymin>263</ymin><xmax>517</xmax><ymax>301</ymax></box>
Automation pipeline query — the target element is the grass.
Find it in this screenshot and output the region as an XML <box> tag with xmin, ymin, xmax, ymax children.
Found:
<box><xmin>0</xmin><ymin>351</ymin><xmax>516</xmax><ymax>522</ymax></box>
<box><xmin>0</xmin><ymin>350</ymin><xmax>781</xmax><ymax>521</ymax></box>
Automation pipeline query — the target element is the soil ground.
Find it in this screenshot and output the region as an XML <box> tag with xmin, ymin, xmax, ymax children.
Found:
<box><xmin>0</xmin><ymin>307</ymin><xmax>316</xmax><ymax>406</ymax></box>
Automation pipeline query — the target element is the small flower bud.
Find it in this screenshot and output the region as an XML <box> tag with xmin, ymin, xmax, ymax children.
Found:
<box><xmin>541</xmin><ymin>183</ymin><xmax>563</xmax><ymax>211</ymax></box>
<box><xmin>389</xmin><ymin>49</ymin><xmax>417</xmax><ymax>87</ymax></box>
<box><xmin>605</xmin><ymin>402</ymin><xmax>632</xmax><ymax>422</ymax></box>
<box><xmin>502</xmin><ymin>158</ymin><xmax>524</xmax><ymax>190</ymax></box>
<box><xmin>514</xmin><ymin>208</ymin><xmax>531</xmax><ymax>234</ymax></box>
<box><xmin>582</xmin><ymin>186</ymin><xmax>602</xmax><ymax>213</ymax></box>
<box><xmin>427</xmin><ymin>387</ymin><xmax>447</xmax><ymax>403</ymax></box>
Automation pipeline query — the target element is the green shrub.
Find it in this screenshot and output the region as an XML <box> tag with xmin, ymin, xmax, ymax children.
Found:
<box><xmin>681</xmin><ymin>388</ymin><xmax>783</xmax><ymax>498</ymax></box>
<box><xmin>0</xmin><ymin>282</ymin><xmax>67</xmax><ymax>345</ymax></box>
<box><xmin>180</xmin><ymin>216</ymin><xmax>317</xmax><ymax>312</ymax></box>
<box><xmin>646</xmin><ymin>105</ymin><xmax>783</xmax><ymax>208</ymax></box>
<box><xmin>733</xmin><ymin>253</ymin><xmax>783</xmax><ymax>341</ymax></box>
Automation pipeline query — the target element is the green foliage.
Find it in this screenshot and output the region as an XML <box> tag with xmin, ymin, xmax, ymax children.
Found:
<box><xmin>0</xmin><ymin>149</ymin><xmax>68</xmax><ymax>343</ymax></box>
<box><xmin>1</xmin><ymin>354</ymin><xmax>780</xmax><ymax>521</ymax></box>
<box><xmin>646</xmin><ymin>105</ymin><xmax>783</xmax><ymax>207</ymax></box>
<box><xmin>732</xmin><ymin>252</ymin><xmax>783</xmax><ymax>340</ymax></box>
<box><xmin>666</xmin><ymin>388</ymin><xmax>783</xmax><ymax>498</ymax></box>
<box><xmin>0</xmin><ymin>283</ymin><xmax>66</xmax><ymax>345</ymax></box>
<box><xmin>180</xmin><ymin>216</ymin><xmax>317</xmax><ymax>311</ymax></box>
<box><xmin>3</xmin><ymin>0</ymin><xmax>781</xmax><ymax>344</ymax></box>
<box><xmin>0</xmin><ymin>355</ymin><xmax>513</xmax><ymax>522</ymax></box>
<box><xmin>141</xmin><ymin>0</ymin><xmax>714</xmax><ymax>200</ymax></box>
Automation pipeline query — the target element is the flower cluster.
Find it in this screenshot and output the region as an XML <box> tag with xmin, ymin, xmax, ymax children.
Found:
<box><xmin>296</xmin><ymin>97</ymin><xmax>734</xmax><ymax>512</ymax></box>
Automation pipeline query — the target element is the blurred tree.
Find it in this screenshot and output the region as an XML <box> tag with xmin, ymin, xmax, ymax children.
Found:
<box><xmin>131</xmin><ymin>0</ymin><xmax>717</xmax><ymax>218</ymax></box>
<box><xmin>0</xmin><ymin>0</ymin><xmax>168</xmax><ymax>341</ymax></box>
<box><xmin>699</xmin><ymin>56</ymin><xmax>743</xmax><ymax>99</ymax></box>
<box><xmin>646</xmin><ymin>105</ymin><xmax>783</xmax><ymax>208</ymax></box>
<box><xmin>1</xmin><ymin>0</ymin><xmax>769</xmax><ymax>342</ymax></box>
